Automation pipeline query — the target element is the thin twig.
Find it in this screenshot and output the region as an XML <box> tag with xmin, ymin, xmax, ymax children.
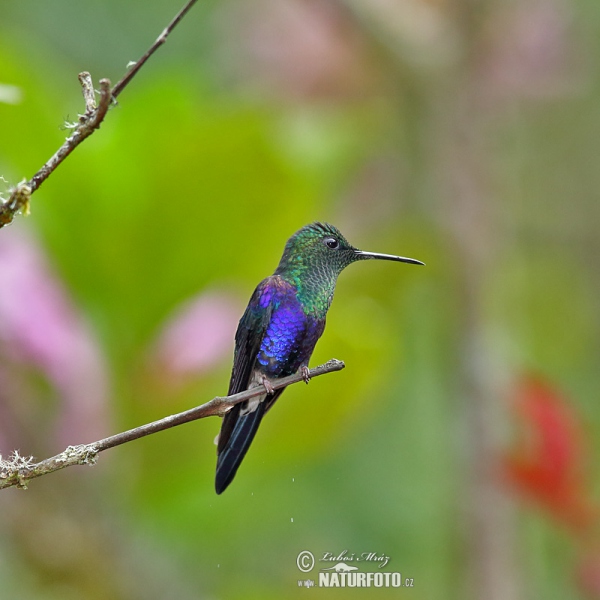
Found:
<box><xmin>0</xmin><ymin>359</ymin><xmax>345</xmax><ymax>490</ymax></box>
<box><xmin>78</xmin><ymin>71</ymin><xmax>97</xmax><ymax>118</ymax></box>
<box><xmin>111</xmin><ymin>0</ymin><xmax>198</xmax><ymax>99</ymax></box>
<box><xmin>25</xmin><ymin>79</ymin><xmax>112</xmax><ymax>198</ymax></box>
<box><xmin>0</xmin><ymin>0</ymin><xmax>198</xmax><ymax>229</ymax></box>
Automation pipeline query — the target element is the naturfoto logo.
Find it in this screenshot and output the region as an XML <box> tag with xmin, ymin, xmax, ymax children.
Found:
<box><xmin>320</xmin><ymin>550</ymin><xmax>391</xmax><ymax>569</ymax></box>
<box><xmin>295</xmin><ymin>550</ymin><xmax>414</xmax><ymax>589</ymax></box>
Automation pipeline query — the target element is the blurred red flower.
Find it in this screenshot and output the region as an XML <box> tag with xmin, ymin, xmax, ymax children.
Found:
<box><xmin>503</xmin><ymin>376</ymin><xmax>595</xmax><ymax>531</ymax></box>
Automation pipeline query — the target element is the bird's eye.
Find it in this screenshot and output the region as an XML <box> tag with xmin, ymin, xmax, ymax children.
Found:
<box><xmin>324</xmin><ymin>237</ymin><xmax>339</xmax><ymax>249</ymax></box>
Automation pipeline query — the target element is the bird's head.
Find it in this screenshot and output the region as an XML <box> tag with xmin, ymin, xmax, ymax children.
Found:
<box><xmin>275</xmin><ymin>222</ymin><xmax>424</xmax><ymax>284</ymax></box>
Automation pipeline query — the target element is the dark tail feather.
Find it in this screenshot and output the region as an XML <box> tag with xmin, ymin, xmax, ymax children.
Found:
<box><xmin>215</xmin><ymin>401</ymin><xmax>266</xmax><ymax>494</ymax></box>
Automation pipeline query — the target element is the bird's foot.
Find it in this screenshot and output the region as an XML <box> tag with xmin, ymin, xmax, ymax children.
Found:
<box><xmin>261</xmin><ymin>376</ymin><xmax>275</xmax><ymax>395</ymax></box>
<box><xmin>300</xmin><ymin>366</ymin><xmax>311</xmax><ymax>384</ymax></box>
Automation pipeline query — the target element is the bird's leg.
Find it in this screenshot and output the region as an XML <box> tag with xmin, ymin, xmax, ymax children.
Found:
<box><xmin>261</xmin><ymin>375</ymin><xmax>275</xmax><ymax>395</ymax></box>
<box><xmin>300</xmin><ymin>365</ymin><xmax>311</xmax><ymax>384</ymax></box>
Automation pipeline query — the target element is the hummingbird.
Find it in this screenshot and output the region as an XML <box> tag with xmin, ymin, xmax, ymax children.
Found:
<box><xmin>215</xmin><ymin>222</ymin><xmax>424</xmax><ymax>494</ymax></box>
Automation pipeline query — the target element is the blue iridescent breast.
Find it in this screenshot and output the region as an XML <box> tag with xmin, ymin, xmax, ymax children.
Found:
<box><xmin>254</xmin><ymin>277</ymin><xmax>324</xmax><ymax>377</ymax></box>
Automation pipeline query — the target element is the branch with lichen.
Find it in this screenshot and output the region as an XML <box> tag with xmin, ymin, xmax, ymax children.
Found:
<box><xmin>0</xmin><ymin>0</ymin><xmax>198</xmax><ymax>229</ymax></box>
<box><xmin>0</xmin><ymin>359</ymin><xmax>345</xmax><ymax>490</ymax></box>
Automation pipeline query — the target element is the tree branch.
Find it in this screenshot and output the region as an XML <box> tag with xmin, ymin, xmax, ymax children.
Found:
<box><xmin>0</xmin><ymin>359</ymin><xmax>345</xmax><ymax>490</ymax></box>
<box><xmin>111</xmin><ymin>0</ymin><xmax>198</xmax><ymax>100</ymax></box>
<box><xmin>0</xmin><ymin>0</ymin><xmax>198</xmax><ymax>229</ymax></box>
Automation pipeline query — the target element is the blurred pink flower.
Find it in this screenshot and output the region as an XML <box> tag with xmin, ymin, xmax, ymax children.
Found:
<box><xmin>150</xmin><ymin>290</ymin><xmax>240</xmax><ymax>384</ymax></box>
<box><xmin>0</xmin><ymin>227</ymin><xmax>110</xmax><ymax>447</ymax></box>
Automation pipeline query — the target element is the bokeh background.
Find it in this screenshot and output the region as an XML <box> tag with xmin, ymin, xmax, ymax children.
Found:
<box><xmin>1</xmin><ymin>0</ymin><xmax>600</xmax><ymax>598</ymax></box>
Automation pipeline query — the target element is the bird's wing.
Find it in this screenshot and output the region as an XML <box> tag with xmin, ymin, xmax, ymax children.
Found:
<box><xmin>215</xmin><ymin>276</ymin><xmax>290</xmax><ymax>493</ymax></box>
<box><xmin>227</xmin><ymin>276</ymin><xmax>282</xmax><ymax>396</ymax></box>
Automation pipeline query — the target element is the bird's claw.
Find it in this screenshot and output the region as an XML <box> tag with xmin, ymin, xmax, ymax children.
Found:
<box><xmin>261</xmin><ymin>376</ymin><xmax>275</xmax><ymax>395</ymax></box>
<box><xmin>300</xmin><ymin>366</ymin><xmax>311</xmax><ymax>384</ymax></box>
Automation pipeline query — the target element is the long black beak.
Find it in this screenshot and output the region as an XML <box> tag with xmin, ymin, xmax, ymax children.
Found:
<box><xmin>354</xmin><ymin>249</ymin><xmax>425</xmax><ymax>266</ymax></box>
